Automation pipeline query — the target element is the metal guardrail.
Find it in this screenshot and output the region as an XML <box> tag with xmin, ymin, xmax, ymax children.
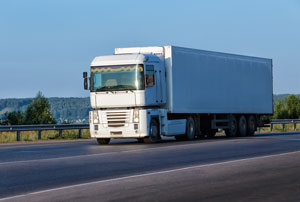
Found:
<box><xmin>0</xmin><ymin>124</ymin><xmax>89</xmax><ymax>141</ymax></box>
<box><xmin>269</xmin><ymin>119</ymin><xmax>300</xmax><ymax>131</ymax></box>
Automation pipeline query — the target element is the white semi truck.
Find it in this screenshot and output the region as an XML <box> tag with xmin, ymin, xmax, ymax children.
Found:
<box><xmin>83</xmin><ymin>46</ymin><xmax>273</xmax><ymax>144</ymax></box>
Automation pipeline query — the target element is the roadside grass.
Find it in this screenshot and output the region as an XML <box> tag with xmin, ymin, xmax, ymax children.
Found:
<box><xmin>258</xmin><ymin>123</ymin><xmax>300</xmax><ymax>133</ymax></box>
<box><xmin>1</xmin><ymin>124</ymin><xmax>299</xmax><ymax>143</ymax></box>
<box><xmin>0</xmin><ymin>129</ymin><xmax>90</xmax><ymax>143</ymax></box>
<box><xmin>0</xmin><ymin>131</ymin><xmax>16</xmax><ymax>143</ymax></box>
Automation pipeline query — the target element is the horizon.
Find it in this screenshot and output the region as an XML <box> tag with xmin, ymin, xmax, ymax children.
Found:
<box><xmin>1</xmin><ymin>0</ymin><xmax>300</xmax><ymax>98</ymax></box>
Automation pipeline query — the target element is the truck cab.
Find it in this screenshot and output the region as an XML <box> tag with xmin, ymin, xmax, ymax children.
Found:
<box><xmin>84</xmin><ymin>53</ymin><xmax>172</xmax><ymax>144</ymax></box>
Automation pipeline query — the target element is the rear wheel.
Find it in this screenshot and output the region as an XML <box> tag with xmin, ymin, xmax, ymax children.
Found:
<box><xmin>97</xmin><ymin>138</ymin><xmax>110</xmax><ymax>145</ymax></box>
<box><xmin>238</xmin><ymin>116</ymin><xmax>247</xmax><ymax>137</ymax></box>
<box><xmin>247</xmin><ymin>115</ymin><xmax>256</xmax><ymax>136</ymax></box>
<box><xmin>186</xmin><ymin>116</ymin><xmax>196</xmax><ymax>140</ymax></box>
<box><xmin>144</xmin><ymin>119</ymin><xmax>161</xmax><ymax>144</ymax></box>
<box><xmin>225</xmin><ymin>115</ymin><xmax>238</xmax><ymax>137</ymax></box>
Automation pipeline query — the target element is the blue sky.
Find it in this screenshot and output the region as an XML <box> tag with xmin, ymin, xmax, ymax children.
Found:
<box><xmin>0</xmin><ymin>0</ymin><xmax>299</xmax><ymax>98</ymax></box>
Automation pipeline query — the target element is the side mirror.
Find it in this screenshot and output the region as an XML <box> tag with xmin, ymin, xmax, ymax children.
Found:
<box><xmin>83</xmin><ymin>72</ymin><xmax>88</xmax><ymax>90</ymax></box>
<box><xmin>84</xmin><ymin>78</ymin><xmax>88</xmax><ymax>90</ymax></box>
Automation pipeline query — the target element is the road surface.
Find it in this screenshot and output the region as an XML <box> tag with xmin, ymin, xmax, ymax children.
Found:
<box><xmin>1</xmin><ymin>133</ymin><xmax>300</xmax><ymax>201</ymax></box>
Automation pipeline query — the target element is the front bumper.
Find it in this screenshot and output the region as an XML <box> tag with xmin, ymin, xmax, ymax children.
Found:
<box><xmin>90</xmin><ymin>109</ymin><xmax>148</xmax><ymax>139</ymax></box>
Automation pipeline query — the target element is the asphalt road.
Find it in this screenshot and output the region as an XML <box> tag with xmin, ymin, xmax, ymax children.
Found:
<box><xmin>1</xmin><ymin>133</ymin><xmax>300</xmax><ymax>202</ymax></box>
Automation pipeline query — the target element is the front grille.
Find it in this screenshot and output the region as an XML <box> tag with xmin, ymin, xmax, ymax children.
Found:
<box><xmin>104</xmin><ymin>111</ymin><xmax>130</xmax><ymax>127</ymax></box>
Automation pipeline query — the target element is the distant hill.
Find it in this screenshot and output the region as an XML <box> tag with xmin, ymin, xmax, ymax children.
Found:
<box><xmin>0</xmin><ymin>97</ymin><xmax>91</xmax><ymax>123</ymax></box>
<box><xmin>0</xmin><ymin>94</ymin><xmax>299</xmax><ymax>123</ymax></box>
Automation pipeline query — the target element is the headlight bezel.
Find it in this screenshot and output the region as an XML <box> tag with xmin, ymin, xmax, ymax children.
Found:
<box><xmin>133</xmin><ymin>109</ymin><xmax>139</xmax><ymax>123</ymax></box>
<box><xmin>93</xmin><ymin>111</ymin><xmax>99</xmax><ymax>124</ymax></box>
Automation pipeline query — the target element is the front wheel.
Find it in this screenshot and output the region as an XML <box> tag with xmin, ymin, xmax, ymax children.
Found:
<box><xmin>97</xmin><ymin>138</ymin><xmax>110</xmax><ymax>145</ymax></box>
<box><xmin>144</xmin><ymin>119</ymin><xmax>161</xmax><ymax>144</ymax></box>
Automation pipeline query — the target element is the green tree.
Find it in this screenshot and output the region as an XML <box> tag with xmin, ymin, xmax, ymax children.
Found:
<box><xmin>273</xmin><ymin>95</ymin><xmax>300</xmax><ymax>119</ymax></box>
<box><xmin>4</xmin><ymin>110</ymin><xmax>24</xmax><ymax>125</ymax></box>
<box><xmin>285</xmin><ymin>95</ymin><xmax>300</xmax><ymax>119</ymax></box>
<box><xmin>24</xmin><ymin>91</ymin><xmax>57</xmax><ymax>124</ymax></box>
<box><xmin>273</xmin><ymin>99</ymin><xmax>288</xmax><ymax>119</ymax></box>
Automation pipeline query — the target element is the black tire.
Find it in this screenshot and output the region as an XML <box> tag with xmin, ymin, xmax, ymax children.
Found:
<box><xmin>186</xmin><ymin>116</ymin><xmax>196</xmax><ymax>140</ymax></box>
<box><xmin>144</xmin><ymin>119</ymin><xmax>161</xmax><ymax>143</ymax></box>
<box><xmin>97</xmin><ymin>138</ymin><xmax>110</xmax><ymax>145</ymax></box>
<box><xmin>247</xmin><ymin>115</ymin><xmax>256</xmax><ymax>136</ymax></box>
<box><xmin>225</xmin><ymin>115</ymin><xmax>238</xmax><ymax>137</ymax></box>
<box><xmin>238</xmin><ymin>116</ymin><xmax>247</xmax><ymax>137</ymax></box>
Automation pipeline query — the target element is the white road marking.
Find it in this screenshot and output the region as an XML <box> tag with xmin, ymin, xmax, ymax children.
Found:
<box><xmin>1</xmin><ymin>150</ymin><xmax>300</xmax><ymax>201</ymax></box>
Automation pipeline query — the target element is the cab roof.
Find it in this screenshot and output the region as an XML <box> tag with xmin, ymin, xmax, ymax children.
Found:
<box><xmin>91</xmin><ymin>54</ymin><xmax>159</xmax><ymax>66</ymax></box>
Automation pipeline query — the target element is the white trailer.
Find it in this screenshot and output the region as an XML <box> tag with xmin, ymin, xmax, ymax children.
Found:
<box><xmin>83</xmin><ymin>46</ymin><xmax>273</xmax><ymax>144</ymax></box>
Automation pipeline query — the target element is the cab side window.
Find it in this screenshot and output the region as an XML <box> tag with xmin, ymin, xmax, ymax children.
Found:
<box><xmin>145</xmin><ymin>65</ymin><xmax>155</xmax><ymax>87</ymax></box>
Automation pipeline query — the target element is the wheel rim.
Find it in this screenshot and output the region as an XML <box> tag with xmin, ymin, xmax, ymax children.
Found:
<box><xmin>189</xmin><ymin>122</ymin><xmax>194</xmax><ymax>135</ymax></box>
<box><xmin>150</xmin><ymin>121</ymin><xmax>159</xmax><ymax>141</ymax></box>
<box><xmin>151</xmin><ymin>124</ymin><xmax>158</xmax><ymax>138</ymax></box>
<box><xmin>187</xmin><ymin>117</ymin><xmax>195</xmax><ymax>140</ymax></box>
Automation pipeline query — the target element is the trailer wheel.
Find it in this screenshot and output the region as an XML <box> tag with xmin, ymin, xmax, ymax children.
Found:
<box><xmin>238</xmin><ymin>116</ymin><xmax>247</xmax><ymax>137</ymax></box>
<box><xmin>97</xmin><ymin>138</ymin><xmax>110</xmax><ymax>145</ymax></box>
<box><xmin>247</xmin><ymin>115</ymin><xmax>256</xmax><ymax>136</ymax></box>
<box><xmin>225</xmin><ymin>115</ymin><xmax>238</xmax><ymax>137</ymax></box>
<box><xmin>186</xmin><ymin>116</ymin><xmax>196</xmax><ymax>140</ymax></box>
<box><xmin>144</xmin><ymin>119</ymin><xmax>161</xmax><ymax>144</ymax></box>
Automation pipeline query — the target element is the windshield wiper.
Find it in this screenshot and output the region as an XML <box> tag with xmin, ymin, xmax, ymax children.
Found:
<box><xmin>95</xmin><ymin>85</ymin><xmax>136</xmax><ymax>92</ymax></box>
<box><xmin>114</xmin><ymin>85</ymin><xmax>136</xmax><ymax>89</ymax></box>
<box><xmin>95</xmin><ymin>86</ymin><xmax>115</xmax><ymax>93</ymax></box>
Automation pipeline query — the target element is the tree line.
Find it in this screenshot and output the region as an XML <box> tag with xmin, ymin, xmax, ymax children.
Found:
<box><xmin>1</xmin><ymin>93</ymin><xmax>299</xmax><ymax>125</ymax></box>
<box><xmin>0</xmin><ymin>96</ymin><xmax>90</xmax><ymax>124</ymax></box>
<box><xmin>273</xmin><ymin>94</ymin><xmax>300</xmax><ymax>119</ymax></box>
<box><xmin>1</xmin><ymin>92</ymin><xmax>56</xmax><ymax>125</ymax></box>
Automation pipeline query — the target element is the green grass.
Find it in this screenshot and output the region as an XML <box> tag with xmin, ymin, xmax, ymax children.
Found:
<box><xmin>0</xmin><ymin>129</ymin><xmax>91</xmax><ymax>143</ymax></box>
<box><xmin>0</xmin><ymin>124</ymin><xmax>299</xmax><ymax>143</ymax></box>
<box><xmin>258</xmin><ymin>123</ymin><xmax>300</xmax><ymax>133</ymax></box>
<box><xmin>0</xmin><ymin>131</ymin><xmax>17</xmax><ymax>143</ymax></box>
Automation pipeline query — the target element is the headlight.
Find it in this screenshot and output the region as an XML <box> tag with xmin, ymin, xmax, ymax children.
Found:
<box><xmin>133</xmin><ymin>109</ymin><xmax>139</xmax><ymax>123</ymax></box>
<box><xmin>93</xmin><ymin>111</ymin><xmax>99</xmax><ymax>124</ymax></box>
<box><xmin>89</xmin><ymin>111</ymin><xmax>92</xmax><ymax>123</ymax></box>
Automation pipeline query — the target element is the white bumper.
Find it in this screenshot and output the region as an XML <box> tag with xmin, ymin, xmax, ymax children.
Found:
<box><xmin>90</xmin><ymin>109</ymin><xmax>148</xmax><ymax>139</ymax></box>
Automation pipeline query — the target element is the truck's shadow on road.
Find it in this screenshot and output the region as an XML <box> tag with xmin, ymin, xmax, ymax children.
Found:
<box><xmin>100</xmin><ymin>132</ymin><xmax>300</xmax><ymax>146</ymax></box>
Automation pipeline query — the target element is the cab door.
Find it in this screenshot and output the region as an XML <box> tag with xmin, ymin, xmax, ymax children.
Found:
<box><xmin>144</xmin><ymin>63</ymin><xmax>157</xmax><ymax>105</ymax></box>
<box><xmin>144</xmin><ymin>62</ymin><xmax>166</xmax><ymax>106</ymax></box>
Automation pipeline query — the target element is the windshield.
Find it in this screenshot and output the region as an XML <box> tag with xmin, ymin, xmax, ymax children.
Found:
<box><xmin>90</xmin><ymin>64</ymin><xmax>145</xmax><ymax>92</ymax></box>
